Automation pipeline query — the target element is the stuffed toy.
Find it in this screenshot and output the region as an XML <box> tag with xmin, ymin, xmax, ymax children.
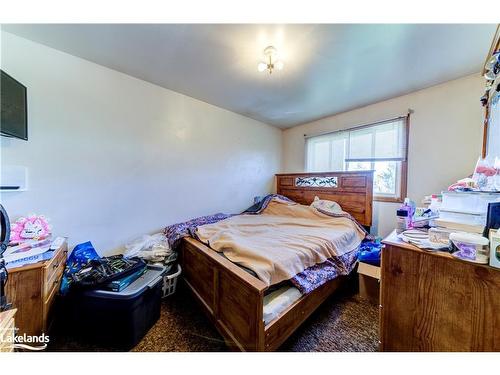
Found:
<box><xmin>10</xmin><ymin>214</ymin><xmax>52</xmax><ymax>243</ymax></box>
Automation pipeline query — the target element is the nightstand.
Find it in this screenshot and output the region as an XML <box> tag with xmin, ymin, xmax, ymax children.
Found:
<box><xmin>5</xmin><ymin>239</ymin><xmax>68</xmax><ymax>336</ymax></box>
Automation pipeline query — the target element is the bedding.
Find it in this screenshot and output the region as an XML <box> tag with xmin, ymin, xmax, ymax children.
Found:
<box><xmin>263</xmin><ymin>286</ymin><xmax>302</xmax><ymax>325</ymax></box>
<box><xmin>217</xmin><ymin>245</ymin><xmax>359</xmax><ymax>294</ymax></box>
<box><xmin>310</xmin><ymin>196</ymin><xmax>343</xmax><ymax>215</ymax></box>
<box><xmin>290</xmin><ymin>248</ymin><xmax>358</xmax><ymax>294</ymax></box>
<box><xmin>165</xmin><ymin>212</ymin><xmax>234</xmax><ymax>249</ymax></box>
<box><xmin>164</xmin><ymin>194</ymin><xmax>366</xmax><ymax>294</ymax></box>
<box><xmin>194</xmin><ymin>197</ymin><xmax>365</xmax><ymax>286</ymax></box>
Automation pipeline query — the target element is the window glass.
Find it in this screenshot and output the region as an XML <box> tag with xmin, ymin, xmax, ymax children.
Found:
<box><xmin>306</xmin><ymin>117</ymin><xmax>407</xmax><ymax>201</ymax></box>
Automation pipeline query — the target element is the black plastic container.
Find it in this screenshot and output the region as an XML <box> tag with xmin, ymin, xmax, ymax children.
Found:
<box><xmin>64</xmin><ymin>265</ymin><xmax>165</xmax><ymax>350</ymax></box>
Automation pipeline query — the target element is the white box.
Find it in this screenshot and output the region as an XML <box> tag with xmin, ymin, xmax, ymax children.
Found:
<box><xmin>441</xmin><ymin>191</ymin><xmax>500</xmax><ymax>215</ymax></box>
<box><xmin>490</xmin><ymin>229</ymin><xmax>500</xmax><ymax>269</ymax></box>
<box><xmin>438</xmin><ymin>210</ymin><xmax>486</xmax><ymax>226</ymax></box>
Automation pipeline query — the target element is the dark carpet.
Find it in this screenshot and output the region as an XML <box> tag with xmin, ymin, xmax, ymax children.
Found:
<box><xmin>48</xmin><ymin>282</ymin><xmax>379</xmax><ymax>352</ymax></box>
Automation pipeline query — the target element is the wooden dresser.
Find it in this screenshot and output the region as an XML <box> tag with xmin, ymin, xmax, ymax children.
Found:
<box><xmin>5</xmin><ymin>239</ymin><xmax>68</xmax><ymax>336</ymax></box>
<box><xmin>0</xmin><ymin>309</ymin><xmax>16</xmax><ymax>352</ymax></box>
<box><xmin>380</xmin><ymin>231</ymin><xmax>500</xmax><ymax>351</ymax></box>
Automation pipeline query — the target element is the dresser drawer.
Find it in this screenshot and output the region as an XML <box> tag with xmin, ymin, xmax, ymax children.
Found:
<box><xmin>43</xmin><ymin>244</ymin><xmax>67</xmax><ymax>300</ymax></box>
<box><xmin>43</xmin><ymin>265</ymin><xmax>64</xmax><ymax>301</ymax></box>
<box><xmin>45</xmin><ymin>241</ymin><xmax>68</xmax><ymax>276</ymax></box>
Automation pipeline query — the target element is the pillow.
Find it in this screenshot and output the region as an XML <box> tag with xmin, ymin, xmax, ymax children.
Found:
<box><xmin>310</xmin><ymin>196</ymin><xmax>343</xmax><ymax>214</ymax></box>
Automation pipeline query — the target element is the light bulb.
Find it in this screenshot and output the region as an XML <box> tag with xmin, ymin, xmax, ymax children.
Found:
<box><xmin>275</xmin><ymin>60</ymin><xmax>284</xmax><ymax>70</ymax></box>
<box><xmin>263</xmin><ymin>46</ymin><xmax>277</xmax><ymax>58</ymax></box>
<box><xmin>257</xmin><ymin>62</ymin><xmax>267</xmax><ymax>72</ymax></box>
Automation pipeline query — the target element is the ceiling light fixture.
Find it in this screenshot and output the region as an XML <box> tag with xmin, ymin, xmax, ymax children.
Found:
<box><xmin>257</xmin><ymin>46</ymin><xmax>284</xmax><ymax>74</ymax></box>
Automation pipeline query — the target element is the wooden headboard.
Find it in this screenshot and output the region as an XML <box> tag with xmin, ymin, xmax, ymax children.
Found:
<box><xmin>275</xmin><ymin>171</ymin><xmax>374</xmax><ymax>227</ymax></box>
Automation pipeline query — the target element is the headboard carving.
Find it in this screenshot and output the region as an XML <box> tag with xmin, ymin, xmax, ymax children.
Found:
<box><xmin>275</xmin><ymin>171</ymin><xmax>374</xmax><ymax>227</ymax></box>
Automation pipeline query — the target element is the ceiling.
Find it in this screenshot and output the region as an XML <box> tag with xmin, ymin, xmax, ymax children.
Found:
<box><xmin>2</xmin><ymin>24</ymin><xmax>496</xmax><ymax>128</ymax></box>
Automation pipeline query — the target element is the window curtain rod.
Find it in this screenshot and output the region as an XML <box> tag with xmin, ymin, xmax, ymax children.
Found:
<box><xmin>303</xmin><ymin>109</ymin><xmax>413</xmax><ymax>139</ymax></box>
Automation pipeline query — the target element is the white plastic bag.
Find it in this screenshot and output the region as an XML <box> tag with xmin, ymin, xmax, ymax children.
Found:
<box><xmin>124</xmin><ymin>233</ymin><xmax>171</xmax><ymax>259</ymax></box>
<box><xmin>472</xmin><ymin>156</ymin><xmax>498</xmax><ymax>191</ymax></box>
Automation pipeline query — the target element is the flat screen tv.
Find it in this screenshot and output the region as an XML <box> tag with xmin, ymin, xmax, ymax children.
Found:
<box><xmin>1</xmin><ymin>70</ymin><xmax>28</xmax><ymax>140</ymax></box>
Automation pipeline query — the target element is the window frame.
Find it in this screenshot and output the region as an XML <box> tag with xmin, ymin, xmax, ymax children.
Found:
<box><xmin>304</xmin><ymin>114</ymin><xmax>410</xmax><ymax>203</ymax></box>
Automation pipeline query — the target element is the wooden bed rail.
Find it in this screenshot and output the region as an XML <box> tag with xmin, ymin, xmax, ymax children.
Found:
<box><xmin>181</xmin><ymin>238</ymin><xmax>267</xmax><ymax>351</ymax></box>
<box><xmin>183</xmin><ymin>238</ymin><xmax>267</xmax><ymax>292</ymax></box>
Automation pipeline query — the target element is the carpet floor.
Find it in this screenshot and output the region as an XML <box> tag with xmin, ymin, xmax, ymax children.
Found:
<box><xmin>48</xmin><ymin>283</ymin><xmax>379</xmax><ymax>352</ymax></box>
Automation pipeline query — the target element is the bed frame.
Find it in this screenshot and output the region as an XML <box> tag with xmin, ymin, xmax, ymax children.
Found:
<box><xmin>180</xmin><ymin>171</ymin><xmax>373</xmax><ymax>351</ymax></box>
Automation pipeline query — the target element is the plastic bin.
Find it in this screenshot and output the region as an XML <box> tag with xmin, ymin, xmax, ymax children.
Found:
<box><xmin>64</xmin><ymin>264</ymin><xmax>166</xmax><ymax>350</ymax></box>
<box><xmin>441</xmin><ymin>191</ymin><xmax>500</xmax><ymax>214</ymax></box>
<box><xmin>450</xmin><ymin>232</ymin><xmax>490</xmax><ymax>264</ymax></box>
<box><xmin>161</xmin><ymin>264</ymin><xmax>181</xmax><ymax>298</ymax></box>
<box><xmin>438</xmin><ymin>210</ymin><xmax>487</xmax><ymax>226</ymax></box>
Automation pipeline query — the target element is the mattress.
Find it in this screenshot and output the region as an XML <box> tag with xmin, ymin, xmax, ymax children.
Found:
<box><xmin>263</xmin><ymin>286</ymin><xmax>302</xmax><ymax>325</ymax></box>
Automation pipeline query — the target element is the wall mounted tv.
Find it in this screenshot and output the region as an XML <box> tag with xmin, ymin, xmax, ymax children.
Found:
<box><xmin>1</xmin><ymin>70</ymin><xmax>28</xmax><ymax>141</ymax></box>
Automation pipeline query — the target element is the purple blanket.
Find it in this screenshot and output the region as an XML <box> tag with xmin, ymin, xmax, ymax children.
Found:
<box><xmin>164</xmin><ymin>195</ymin><xmax>362</xmax><ymax>295</ymax></box>
<box><xmin>290</xmin><ymin>248</ymin><xmax>359</xmax><ymax>294</ymax></box>
<box><xmin>164</xmin><ymin>213</ymin><xmax>233</xmax><ymax>249</ymax></box>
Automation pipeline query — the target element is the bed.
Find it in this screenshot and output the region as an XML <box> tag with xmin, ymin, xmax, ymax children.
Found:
<box><xmin>179</xmin><ymin>171</ymin><xmax>373</xmax><ymax>351</ymax></box>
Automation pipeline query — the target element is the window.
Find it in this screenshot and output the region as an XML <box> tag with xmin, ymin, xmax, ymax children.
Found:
<box><xmin>305</xmin><ymin>116</ymin><xmax>409</xmax><ymax>202</ymax></box>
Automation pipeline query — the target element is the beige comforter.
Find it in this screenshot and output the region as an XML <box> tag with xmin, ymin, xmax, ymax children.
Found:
<box><xmin>195</xmin><ymin>198</ymin><xmax>365</xmax><ymax>286</ymax></box>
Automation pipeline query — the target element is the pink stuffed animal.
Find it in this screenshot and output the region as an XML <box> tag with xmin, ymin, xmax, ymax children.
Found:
<box><xmin>10</xmin><ymin>214</ymin><xmax>52</xmax><ymax>243</ymax></box>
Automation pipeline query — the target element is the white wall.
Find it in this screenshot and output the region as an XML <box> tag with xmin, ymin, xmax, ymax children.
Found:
<box><xmin>0</xmin><ymin>32</ymin><xmax>282</xmax><ymax>255</ymax></box>
<box><xmin>282</xmin><ymin>74</ymin><xmax>484</xmax><ymax>237</ymax></box>
<box><xmin>1</xmin><ymin>31</ymin><xmax>485</xmax><ymax>249</ymax></box>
